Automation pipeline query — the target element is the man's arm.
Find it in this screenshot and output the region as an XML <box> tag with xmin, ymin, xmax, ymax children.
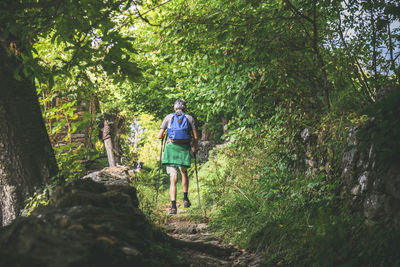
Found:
<box><xmin>158</xmin><ymin>114</ymin><xmax>170</xmax><ymax>139</ymax></box>
<box><xmin>186</xmin><ymin>114</ymin><xmax>198</xmax><ymax>153</ymax></box>
<box><xmin>192</xmin><ymin>129</ymin><xmax>198</xmax><ymax>153</ymax></box>
<box><xmin>157</xmin><ymin>129</ymin><xmax>165</xmax><ymax>139</ymax></box>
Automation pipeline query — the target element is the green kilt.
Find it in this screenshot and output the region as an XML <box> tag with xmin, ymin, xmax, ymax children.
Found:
<box><xmin>162</xmin><ymin>142</ymin><xmax>191</xmax><ymax>168</ymax></box>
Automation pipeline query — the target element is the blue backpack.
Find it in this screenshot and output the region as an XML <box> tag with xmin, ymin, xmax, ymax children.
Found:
<box><xmin>168</xmin><ymin>113</ymin><xmax>191</xmax><ymax>141</ymax></box>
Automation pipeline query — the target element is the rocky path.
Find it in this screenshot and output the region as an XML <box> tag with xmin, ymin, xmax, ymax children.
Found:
<box><xmin>162</xmin><ymin>206</ymin><xmax>262</xmax><ymax>266</ymax></box>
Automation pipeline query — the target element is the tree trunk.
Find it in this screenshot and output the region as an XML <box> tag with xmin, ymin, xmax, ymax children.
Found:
<box><xmin>312</xmin><ymin>0</ymin><xmax>330</xmax><ymax>108</ymax></box>
<box><xmin>111</xmin><ymin>116</ymin><xmax>124</xmax><ymax>165</ymax></box>
<box><xmin>0</xmin><ymin>50</ymin><xmax>58</xmax><ymax>226</ymax></box>
<box><xmin>201</xmin><ymin>123</ymin><xmax>211</xmax><ymax>141</ymax></box>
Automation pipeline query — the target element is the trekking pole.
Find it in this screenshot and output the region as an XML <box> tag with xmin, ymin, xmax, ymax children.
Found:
<box><xmin>194</xmin><ymin>152</ymin><xmax>201</xmax><ymax>209</ymax></box>
<box><xmin>155</xmin><ymin>134</ymin><xmax>166</xmax><ymax>203</ymax></box>
<box><xmin>162</xmin><ymin>131</ymin><xmax>167</xmax><ymax>152</ymax></box>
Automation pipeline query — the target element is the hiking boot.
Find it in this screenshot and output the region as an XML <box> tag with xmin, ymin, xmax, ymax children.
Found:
<box><xmin>183</xmin><ymin>199</ymin><xmax>191</xmax><ymax>208</ymax></box>
<box><xmin>169</xmin><ymin>206</ymin><xmax>177</xmax><ymax>215</ymax></box>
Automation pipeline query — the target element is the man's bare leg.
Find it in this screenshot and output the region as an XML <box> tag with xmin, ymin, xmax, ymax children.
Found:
<box><xmin>180</xmin><ymin>167</ymin><xmax>191</xmax><ymax>208</ymax></box>
<box><xmin>181</xmin><ymin>167</ymin><xmax>188</xmax><ymax>193</ymax></box>
<box><xmin>170</xmin><ymin>173</ymin><xmax>178</xmax><ymax>201</ymax></box>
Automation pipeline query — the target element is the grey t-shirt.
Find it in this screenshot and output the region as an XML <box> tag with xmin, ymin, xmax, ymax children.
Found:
<box><xmin>160</xmin><ymin>113</ymin><xmax>196</xmax><ymax>131</ymax></box>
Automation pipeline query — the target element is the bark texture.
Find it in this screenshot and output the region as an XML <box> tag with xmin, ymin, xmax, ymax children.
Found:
<box><xmin>0</xmin><ymin>50</ymin><xmax>58</xmax><ymax>226</ymax></box>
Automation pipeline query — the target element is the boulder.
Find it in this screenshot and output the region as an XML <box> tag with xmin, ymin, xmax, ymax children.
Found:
<box><xmin>0</xmin><ymin>167</ymin><xmax>179</xmax><ymax>266</ymax></box>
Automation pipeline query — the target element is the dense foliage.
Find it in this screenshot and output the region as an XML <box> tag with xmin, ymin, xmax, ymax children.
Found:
<box><xmin>128</xmin><ymin>0</ymin><xmax>399</xmax><ymax>133</ymax></box>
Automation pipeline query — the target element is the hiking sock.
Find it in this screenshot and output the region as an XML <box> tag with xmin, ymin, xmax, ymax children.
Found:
<box><xmin>171</xmin><ymin>200</ymin><xmax>177</xmax><ymax>209</ymax></box>
<box><xmin>183</xmin><ymin>192</ymin><xmax>188</xmax><ymax>200</ymax></box>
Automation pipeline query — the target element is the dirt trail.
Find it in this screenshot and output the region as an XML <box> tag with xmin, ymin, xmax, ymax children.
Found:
<box><xmin>162</xmin><ymin>206</ymin><xmax>263</xmax><ymax>266</ymax></box>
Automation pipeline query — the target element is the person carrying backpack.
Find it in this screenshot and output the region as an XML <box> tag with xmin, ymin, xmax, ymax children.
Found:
<box><xmin>157</xmin><ymin>99</ymin><xmax>198</xmax><ymax>214</ymax></box>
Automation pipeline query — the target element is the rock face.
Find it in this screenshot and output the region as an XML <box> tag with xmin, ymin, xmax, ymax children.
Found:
<box><xmin>0</xmin><ymin>166</ymin><xmax>179</xmax><ymax>266</ymax></box>
<box><xmin>196</xmin><ymin>141</ymin><xmax>217</xmax><ymax>163</ymax></box>
<box><xmin>342</xmin><ymin>128</ymin><xmax>400</xmax><ymax>227</ymax></box>
<box><xmin>300</xmin><ymin>117</ymin><xmax>400</xmax><ymax>228</ymax></box>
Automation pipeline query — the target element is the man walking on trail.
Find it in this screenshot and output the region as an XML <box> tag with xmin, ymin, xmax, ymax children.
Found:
<box><xmin>158</xmin><ymin>99</ymin><xmax>198</xmax><ymax>215</ymax></box>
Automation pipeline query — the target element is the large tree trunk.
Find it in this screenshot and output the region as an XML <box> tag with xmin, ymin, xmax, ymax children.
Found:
<box><xmin>0</xmin><ymin>50</ymin><xmax>58</xmax><ymax>226</ymax></box>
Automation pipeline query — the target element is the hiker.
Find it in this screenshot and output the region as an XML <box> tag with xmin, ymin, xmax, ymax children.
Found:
<box><xmin>157</xmin><ymin>99</ymin><xmax>198</xmax><ymax>214</ymax></box>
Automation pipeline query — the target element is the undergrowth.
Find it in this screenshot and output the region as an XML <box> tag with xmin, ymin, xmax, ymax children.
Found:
<box><xmin>131</xmin><ymin>163</ymin><xmax>171</xmax><ymax>224</ymax></box>
<box><xmin>199</xmin><ymin>142</ymin><xmax>400</xmax><ymax>266</ymax></box>
<box><xmin>197</xmin><ymin>102</ymin><xmax>400</xmax><ymax>266</ymax></box>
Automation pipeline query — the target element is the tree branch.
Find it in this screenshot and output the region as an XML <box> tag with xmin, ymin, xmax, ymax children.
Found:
<box><xmin>138</xmin><ymin>0</ymin><xmax>173</xmax><ymax>18</ymax></box>
<box><xmin>134</xmin><ymin>5</ymin><xmax>161</xmax><ymax>27</ymax></box>
<box><xmin>311</xmin><ymin>0</ymin><xmax>330</xmax><ymax>108</ymax></box>
<box><xmin>283</xmin><ymin>0</ymin><xmax>313</xmax><ymax>24</ymax></box>
<box><xmin>117</xmin><ymin>0</ymin><xmax>172</xmax><ymax>30</ymax></box>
